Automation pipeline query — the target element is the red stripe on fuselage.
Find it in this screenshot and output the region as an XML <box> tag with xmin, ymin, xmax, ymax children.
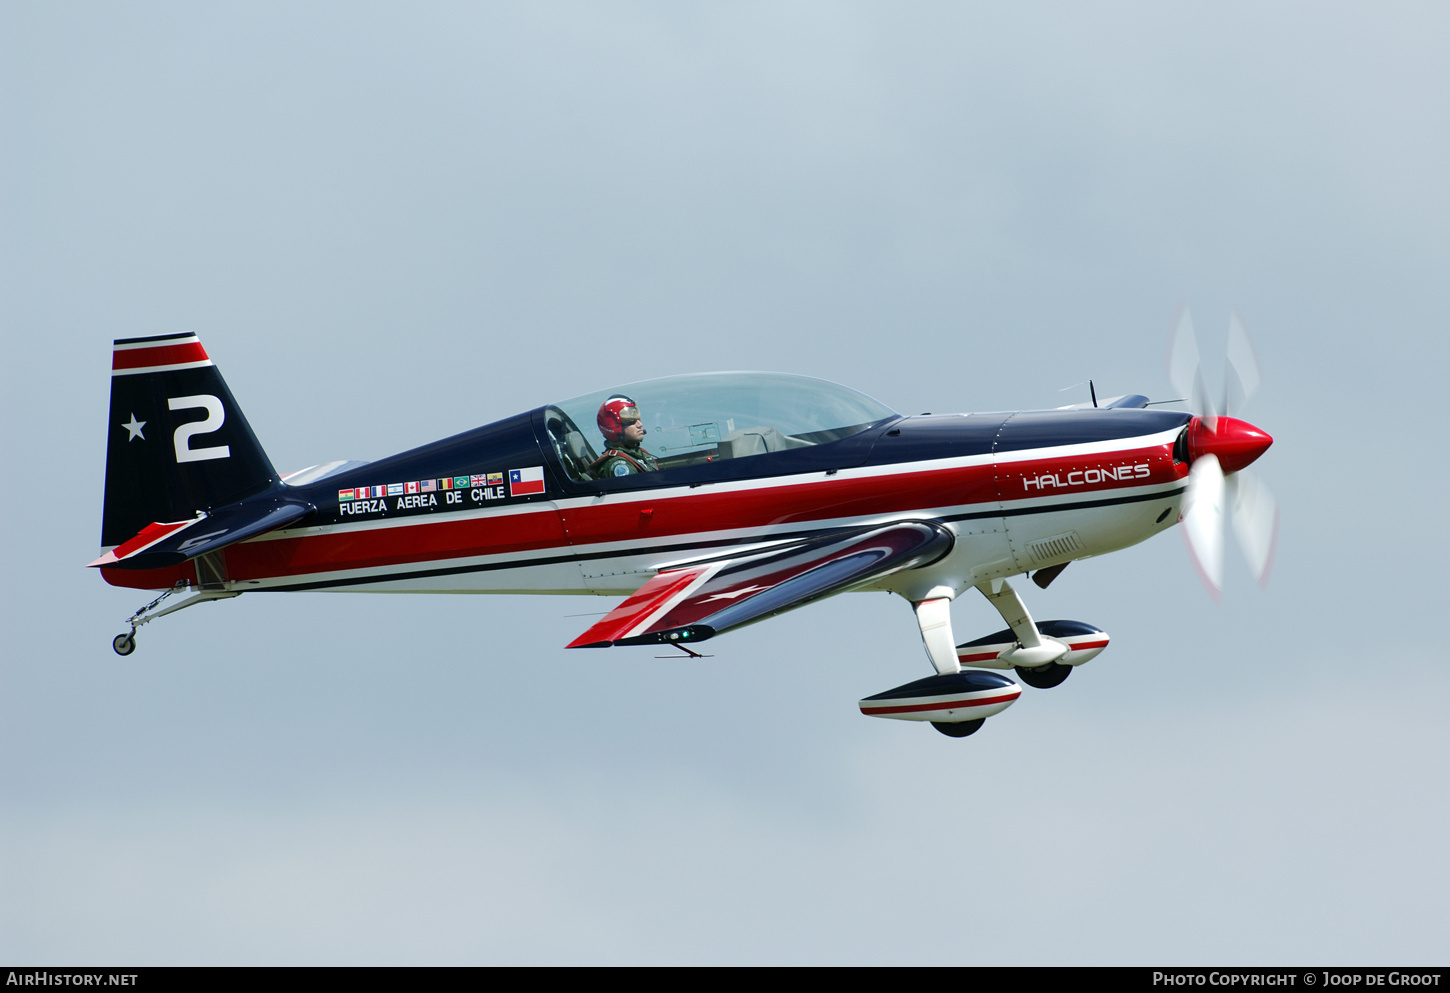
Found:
<box><xmin>227</xmin><ymin>506</ymin><xmax>570</xmax><ymax>581</ymax></box>
<box><xmin>112</xmin><ymin>341</ymin><xmax>210</xmax><ymax>370</ymax></box>
<box><xmin>558</xmin><ymin>463</ymin><xmax>1001</xmax><ymax>545</ymax></box>
<box><xmin>996</xmin><ymin>450</ymin><xmax>1177</xmax><ymax>498</ymax></box>
<box><xmin>100</xmin><ymin>560</ymin><xmax>198</xmax><ymax>590</ymax></box>
<box><xmin>101</xmin><ymin>438</ymin><xmax>1187</xmax><ymax>590</ymax></box>
<box><xmin>226</xmin><ymin>462</ymin><xmax>1000</xmax><ymax>582</ymax></box>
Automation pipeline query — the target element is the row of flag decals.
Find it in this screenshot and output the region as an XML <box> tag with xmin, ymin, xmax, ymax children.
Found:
<box><xmin>336</xmin><ymin>467</ymin><xmax>544</xmax><ymax>503</ymax></box>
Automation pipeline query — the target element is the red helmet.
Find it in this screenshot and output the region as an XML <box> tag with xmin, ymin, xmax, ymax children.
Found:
<box><xmin>597</xmin><ymin>395</ymin><xmax>642</xmax><ymax>443</ymax></box>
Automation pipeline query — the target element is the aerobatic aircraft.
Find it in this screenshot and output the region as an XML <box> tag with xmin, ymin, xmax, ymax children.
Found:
<box><xmin>93</xmin><ymin>314</ymin><xmax>1275</xmax><ymax>738</ymax></box>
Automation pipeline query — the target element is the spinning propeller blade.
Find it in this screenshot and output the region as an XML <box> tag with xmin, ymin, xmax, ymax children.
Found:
<box><xmin>1224</xmin><ymin>310</ymin><xmax>1260</xmax><ymax>416</ymax></box>
<box><xmin>1228</xmin><ymin>468</ymin><xmax>1278</xmax><ymax>587</ymax></box>
<box><xmin>1169</xmin><ymin>307</ymin><xmax>1217</xmax><ymax>431</ymax></box>
<box><xmin>1168</xmin><ymin>309</ymin><xmax>1278</xmax><ymax>596</ymax></box>
<box><xmin>1181</xmin><ymin>453</ymin><xmax>1225</xmax><ymax>598</ymax></box>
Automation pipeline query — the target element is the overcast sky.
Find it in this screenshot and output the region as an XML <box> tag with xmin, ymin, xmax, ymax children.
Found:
<box><xmin>3</xmin><ymin>1</ymin><xmax>1447</xmax><ymax>965</ymax></box>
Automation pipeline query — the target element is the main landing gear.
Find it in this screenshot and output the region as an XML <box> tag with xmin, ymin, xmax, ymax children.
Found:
<box><xmin>862</xmin><ymin>580</ymin><xmax>1112</xmax><ymax>739</ymax></box>
<box><xmin>1014</xmin><ymin>661</ymin><xmax>1072</xmax><ymax>689</ymax></box>
<box><xmin>859</xmin><ymin>669</ymin><xmax>1022</xmax><ymax>739</ymax></box>
<box><xmin>931</xmin><ymin>719</ymin><xmax>984</xmax><ymax>738</ymax></box>
<box><xmin>956</xmin><ymin>582</ymin><xmax>1110</xmax><ymax>693</ymax></box>
<box><xmin>111</xmin><ymin>584</ymin><xmax>241</xmax><ymax>656</ymax></box>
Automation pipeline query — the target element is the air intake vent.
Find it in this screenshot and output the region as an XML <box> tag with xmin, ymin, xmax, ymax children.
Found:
<box><xmin>1027</xmin><ymin>531</ymin><xmax>1083</xmax><ymax>563</ymax></box>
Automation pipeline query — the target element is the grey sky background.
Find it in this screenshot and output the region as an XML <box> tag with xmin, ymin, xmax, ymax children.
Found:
<box><xmin>3</xmin><ymin>2</ymin><xmax>1447</xmax><ymax>964</ymax></box>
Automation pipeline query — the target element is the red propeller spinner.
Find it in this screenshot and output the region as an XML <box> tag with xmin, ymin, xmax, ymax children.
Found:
<box><xmin>1186</xmin><ymin>416</ymin><xmax>1273</xmax><ymax>475</ymax></box>
<box><xmin>1168</xmin><ymin>308</ymin><xmax>1279</xmax><ymax>596</ymax></box>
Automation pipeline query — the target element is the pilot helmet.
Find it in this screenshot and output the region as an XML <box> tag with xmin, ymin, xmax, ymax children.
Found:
<box><xmin>597</xmin><ymin>395</ymin><xmax>642</xmax><ymax>443</ymax></box>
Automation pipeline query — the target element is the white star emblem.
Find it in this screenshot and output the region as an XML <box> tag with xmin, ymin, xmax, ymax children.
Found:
<box><xmin>122</xmin><ymin>413</ymin><xmax>146</xmax><ymax>441</ymax></box>
<box><xmin>703</xmin><ymin>584</ymin><xmax>769</xmax><ymax>603</ymax></box>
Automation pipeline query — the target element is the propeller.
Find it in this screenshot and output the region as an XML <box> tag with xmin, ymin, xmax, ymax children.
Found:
<box><xmin>1167</xmin><ymin>308</ymin><xmax>1279</xmax><ymax>598</ymax></box>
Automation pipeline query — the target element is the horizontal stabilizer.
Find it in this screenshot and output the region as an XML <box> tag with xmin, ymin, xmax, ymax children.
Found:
<box><xmin>91</xmin><ymin>498</ymin><xmax>313</xmax><ymax>570</ymax></box>
<box><xmin>567</xmin><ymin>521</ymin><xmax>953</xmax><ymax>648</ymax></box>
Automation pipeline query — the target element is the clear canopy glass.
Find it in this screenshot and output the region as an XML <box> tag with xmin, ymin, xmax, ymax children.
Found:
<box><xmin>543</xmin><ymin>372</ymin><xmax>897</xmax><ymax>482</ymax></box>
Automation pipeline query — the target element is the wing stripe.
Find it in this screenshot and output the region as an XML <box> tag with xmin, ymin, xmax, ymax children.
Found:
<box><xmin>565</xmin><ymin>568</ymin><xmax>709</xmax><ymax>648</ymax></box>
<box><xmin>859</xmin><ymin>690</ymin><xmax>1021</xmax><ymax>716</ymax></box>
<box><xmin>577</xmin><ymin>521</ymin><xmax>953</xmax><ymax>649</ymax></box>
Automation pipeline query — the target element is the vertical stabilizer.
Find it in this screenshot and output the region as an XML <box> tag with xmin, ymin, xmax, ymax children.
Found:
<box><xmin>101</xmin><ymin>333</ymin><xmax>280</xmax><ymax>549</ymax></box>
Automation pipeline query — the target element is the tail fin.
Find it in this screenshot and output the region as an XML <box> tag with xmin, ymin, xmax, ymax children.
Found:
<box><xmin>101</xmin><ymin>333</ymin><xmax>280</xmax><ymax>550</ymax></box>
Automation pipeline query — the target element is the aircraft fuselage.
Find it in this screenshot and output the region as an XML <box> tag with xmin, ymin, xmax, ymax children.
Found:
<box><xmin>101</xmin><ymin>406</ymin><xmax>1193</xmax><ymax>600</ymax></box>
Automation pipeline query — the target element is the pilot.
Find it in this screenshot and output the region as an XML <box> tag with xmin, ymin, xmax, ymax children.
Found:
<box><xmin>592</xmin><ymin>395</ymin><xmax>661</xmax><ymax>477</ymax></box>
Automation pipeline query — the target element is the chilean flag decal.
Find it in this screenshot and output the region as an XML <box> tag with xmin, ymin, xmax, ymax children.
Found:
<box><xmin>508</xmin><ymin>466</ymin><xmax>546</xmax><ymax>496</ymax></box>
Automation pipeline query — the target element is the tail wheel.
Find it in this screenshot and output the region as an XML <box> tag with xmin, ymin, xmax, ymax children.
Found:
<box><xmin>1015</xmin><ymin>662</ymin><xmax>1071</xmax><ymax>689</ymax></box>
<box><xmin>112</xmin><ymin>633</ymin><xmax>136</xmax><ymax>656</ymax></box>
<box><xmin>931</xmin><ymin>718</ymin><xmax>984</xmax><ymax>738</ymax></box>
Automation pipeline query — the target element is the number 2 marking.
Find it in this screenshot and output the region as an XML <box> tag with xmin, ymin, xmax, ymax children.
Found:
<box><xmin>169</xmin><ymin>395</ymin><xmax>231</xmax><ymax>463</ymax></box>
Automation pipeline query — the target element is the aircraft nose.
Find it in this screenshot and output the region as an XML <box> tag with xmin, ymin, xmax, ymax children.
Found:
<box><xmin>1187</xmin><ymin>416</ymin><xmax>1273</xmax><ymax>474</ymax></box>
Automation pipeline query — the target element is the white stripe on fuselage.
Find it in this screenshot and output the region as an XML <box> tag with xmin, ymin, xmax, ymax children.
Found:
<box><xmin>260</xmin><ymin>422</ymin><xmax>1185</xmax><ymax>542</ymax></box>
<box><xmin>227</xmin><ymin>423</ymin><xmax>1185</xmax><ymax>591</ymax></box>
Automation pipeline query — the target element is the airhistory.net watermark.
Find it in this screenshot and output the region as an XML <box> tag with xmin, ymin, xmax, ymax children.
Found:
<box><xmin>5</xmin><ymin>975</ymin><xmax>138</xmax><ymax>986</ymax></box>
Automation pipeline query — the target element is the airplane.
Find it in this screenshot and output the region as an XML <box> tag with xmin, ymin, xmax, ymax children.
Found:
<box><xmin>93</xmin><ymin>314</ymin><xmax>1275</xmax><ymax>738</ymax></box>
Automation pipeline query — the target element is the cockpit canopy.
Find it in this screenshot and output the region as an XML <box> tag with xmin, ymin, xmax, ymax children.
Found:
<box><xmin>544</xmin><ymin>372</ymin><xmax>897</xmax><ymax>483</ymax></box>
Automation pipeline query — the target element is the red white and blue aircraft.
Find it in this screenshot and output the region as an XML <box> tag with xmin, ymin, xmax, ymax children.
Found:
<box><xmin>93</xmin><ymin>314</ymin><xmax>1274</xmax><ymax>738</ymax></box>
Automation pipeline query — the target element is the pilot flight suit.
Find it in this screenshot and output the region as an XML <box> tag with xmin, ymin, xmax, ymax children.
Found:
<box><xmin>592</xmin><ymin>444</ymin><xmax>661</xmax><ymax>477</ymax></box>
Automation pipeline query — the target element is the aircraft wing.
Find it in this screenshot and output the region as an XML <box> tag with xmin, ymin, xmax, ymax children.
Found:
<box><xmin>567</xmin><ymin>521</ymin><xmax>953</xmax><ymax>649</ymax></box>
<box><xmin>89</xmin><ymin>497</ymin><xmax>314</xmax><ymax>570</ymax></box>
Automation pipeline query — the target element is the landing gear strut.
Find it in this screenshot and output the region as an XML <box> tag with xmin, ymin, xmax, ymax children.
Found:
<box><xmin>110</xmin><ymin>582</ymin><xmax>241</xmax><ymax>656</ymax></box>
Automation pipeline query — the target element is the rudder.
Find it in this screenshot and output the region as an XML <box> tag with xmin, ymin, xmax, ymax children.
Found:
<box><xmin>102</xmin><ymin>332</ymin><xmax>279</xmax><ymax>550</ymax></box>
